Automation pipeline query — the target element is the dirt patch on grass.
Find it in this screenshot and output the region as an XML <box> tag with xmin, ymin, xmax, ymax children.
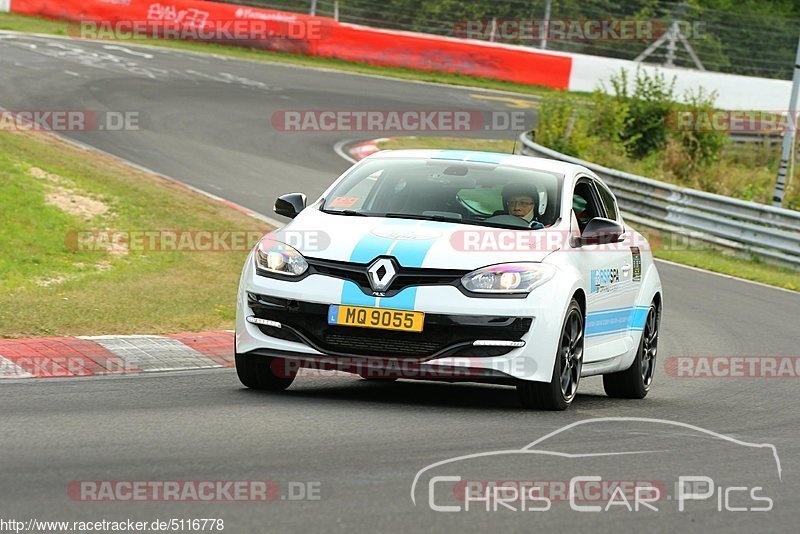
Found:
<box><xmin>35</xmin><ymin>275</ymin><xmax>69</xmax><ymax>287</ymax></box>
<box><xmin>44</xmin><ymin>188</ymin><xmax>109</xmax><ymax>220</ymax></box>
<box><xmin>29</xmin><ymin>166</ymin><xmax>111</xmax><ymax>221</ymax></box>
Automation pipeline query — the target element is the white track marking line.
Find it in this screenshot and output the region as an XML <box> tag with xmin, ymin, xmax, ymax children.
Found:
<box><xmin>80</xmin><ymin>335</ymin><xmax>221</xmax><ymax>372</ymax></box>
<box><xmin>654</xmin><ymin>259</ymin><xmax>797</xmax><ymax>294</ymax></box>
<box><xmin>0</xmin><ymin>30</ymin><xmax>548</xmax><ymax>99</ymax></box>
<box><xmin>102</xmin><ymin>45</ymin><xmax>154</xmax><ymax>59</ymax></box>
<box><xmin>333</xmin><ymin>139</ymin><xmax>357</xmax><ymax>163</ymax></box>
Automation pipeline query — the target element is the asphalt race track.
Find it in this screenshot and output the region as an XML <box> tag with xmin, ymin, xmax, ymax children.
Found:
<box><xmin>1</xmin><ymin>33</ymin><xmax>798</xmax><ymax>532</ymax></box>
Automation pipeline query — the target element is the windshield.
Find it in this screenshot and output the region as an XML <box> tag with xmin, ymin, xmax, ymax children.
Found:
<box><xmin>321</xmin><ymin>158</ymin><xmax>563</xmax><ymax>229</ymax></box>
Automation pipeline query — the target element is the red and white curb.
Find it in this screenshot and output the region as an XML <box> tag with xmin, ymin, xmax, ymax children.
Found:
<box><xmin>348</xmin><ymin>138</ymin><xmax>388</xmax><ymax>161</ymax></box>
<box><xmin>0</xmin><ymin>331</ymin><xmax>235</xmax><ymax>379</ymax></box>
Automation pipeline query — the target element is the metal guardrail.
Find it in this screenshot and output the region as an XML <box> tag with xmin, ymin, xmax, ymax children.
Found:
<box><xmin>518</xmin><ymin>132</ymin><xmax>800</xmax><ymax>268</ymax></box>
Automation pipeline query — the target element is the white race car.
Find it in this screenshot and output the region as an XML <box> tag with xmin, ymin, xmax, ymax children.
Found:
<box><xmin>235</xmin><ymin>150</ymin><xmax>662</xmax><ymax>410</ymax></box>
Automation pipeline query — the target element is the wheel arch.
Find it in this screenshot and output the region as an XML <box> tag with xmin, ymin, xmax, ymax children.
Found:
<box><xmin>572</xmin><ymin>288</ymin><xmax>586</xmax><ymax>319</ymax></box>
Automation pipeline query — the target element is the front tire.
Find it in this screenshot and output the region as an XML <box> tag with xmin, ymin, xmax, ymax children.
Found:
<box><xmin>603</xmin><ymin>303</ymin><xmax>659</xmax><ymax>399</ymax></box>
<box><xmin>517</xmin><ymin>299</ymin><xmax>584</xmax><ymax>410</ymax></box>
<box><xmin>235</xmin><ymin>353</ymin><xmax>296</xmax><ymax>391</ymax></box>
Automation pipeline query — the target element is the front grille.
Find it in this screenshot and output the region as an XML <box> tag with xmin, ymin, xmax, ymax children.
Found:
<box><xmin>248</xmin><ymin>293</ymin><xmax>531</xmax><ymax>359</ymax></box>
<box><xmin>305</xmin><ymin>257</ymin><xmax>468</xmax><ymax>297</ymax></box>
<box><xmin>323</xmin><ymin>333</ymin><xmax>440</xmax><ymax>356</ymax></box>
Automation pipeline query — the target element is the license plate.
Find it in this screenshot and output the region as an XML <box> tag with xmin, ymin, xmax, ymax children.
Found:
<box><xmin>327</xmin><ymin>305</ymin><xmax>424</xmax><ymax>333</ymax></box>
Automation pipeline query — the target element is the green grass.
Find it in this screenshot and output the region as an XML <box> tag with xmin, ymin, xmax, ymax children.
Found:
<box><xmin>378</xmin><ymin>136</ymin><xmax>799</xmax><ymax>291</ymax></box>
<box><xmin>648</xmin><ymin>234</ymin><xmax>799</xmax><ymax>290</ymax></box>
<box><xmin>0</xmin><ymin>130</ymin><xmax>271</xmax><ymax>338</ymax></box>
<box><xmin>0</xmin><ymin>12</ymin><xmax>562</xmax><ymax>98</ymax></box>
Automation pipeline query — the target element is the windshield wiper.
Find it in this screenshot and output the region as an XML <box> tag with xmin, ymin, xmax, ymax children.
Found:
<box><xmin>384</xmin><ymin>213</ymin><xmax>463</xmax><ymax>223</ymax></box>
<box><xmin>321</xmin><ymin>209</ymin><xmax>369</xmax><ymax>217</ymax></box>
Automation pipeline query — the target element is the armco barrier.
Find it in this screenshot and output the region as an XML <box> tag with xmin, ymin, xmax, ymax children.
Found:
<box><xmin>519</xmin><ymin>132</ymin><xmax>800</xmax><ymax>268</ymax></box>
<box><xmin>8</xmin><ymin>0</ymin><xmax>572</xmax><ymax>89</ymax></box>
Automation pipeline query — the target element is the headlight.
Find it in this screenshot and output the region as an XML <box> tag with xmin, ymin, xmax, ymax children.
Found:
<box><xmin>461</xmin><ymin>263</ymin><xmax>556</xmax><ymax>294</ymax></box>
<box><xmin>255</xmin><ymin>238</ymin><xmax>308</xmax><ymax>276</ymax></box>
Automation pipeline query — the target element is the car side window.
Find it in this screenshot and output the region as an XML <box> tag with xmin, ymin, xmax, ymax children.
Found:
<box><xmin>572</xmin><ymin>180</ymin><xmax>605</xmax><ymax>232</ymax></box>
<box><xmin>595</xmin><ymin>181</ymin><xmax>619</xmax><ymax>221</ymax></box>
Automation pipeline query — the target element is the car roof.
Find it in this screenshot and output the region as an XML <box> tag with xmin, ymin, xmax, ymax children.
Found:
<box><xmin>363</xmin><ymin>149</ymin><xmax>591</xmax><ymax>179</ymax></box>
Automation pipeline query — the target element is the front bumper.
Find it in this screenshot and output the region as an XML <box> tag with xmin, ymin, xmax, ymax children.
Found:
<box><xmin>236</xmin><ymin>251</ymin><xmax>566</xmax><ymax>383</ymax></box>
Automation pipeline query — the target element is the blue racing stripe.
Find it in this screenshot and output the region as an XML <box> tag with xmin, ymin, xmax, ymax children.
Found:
<box><xmin>629</xmin><ymin>306</ymin><xmax>649</xmax><ymax>330</ymax></box>
<box><xmin>430</xmin><ymin>150</ymin><xmax>507</xmax><ymax>164</ymax></box>
<box><xmin>348</xmin><ymin>233</ymin><xmax>393</xmax><ymax>264</ymax></box>
<box><xmin>389</xmin><ymin>236</ymin><xmax>435</xmax><ymax>268</ymax></box>
<box><xmin>585</xmin><ymin>306</ymin><xmax>650</xmax><ymax>338</ymax></box>
<box><xmin>341</xmin><ymin>280</ymin><xmax>377</xmax><ymax>307</ymax></box>
<box><xmin>377</xmin><ymin>287</ymin><xmax>417</xmax><ymax>311</ymax></box>
<box><xmin>339</xmin><ymin>221</ymin><xmax>439</xmax><ymax>310</ymax></box>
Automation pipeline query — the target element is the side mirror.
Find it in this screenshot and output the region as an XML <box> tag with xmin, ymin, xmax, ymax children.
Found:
<box><xmin>274</xmin><ymin>193</ymin><xmax>307</xmax><ymax>219</ymax></box>
<box><xmin>578</xmin><ymin>217</ymin><xmax>624</xmax><ymax>246</ymax></box>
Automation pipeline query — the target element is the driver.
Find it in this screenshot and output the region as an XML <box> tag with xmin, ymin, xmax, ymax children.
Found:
<box><xmin>501</xmin><ymin>183</ymin><xmax>540</xmax><ymax>224</ymax></box>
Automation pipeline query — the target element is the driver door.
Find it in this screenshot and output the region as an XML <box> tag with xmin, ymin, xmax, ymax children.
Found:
<box><xmin>572</xmin><ymin>177</ymin><xmax>635</xmax><ymax>363</ymax></box>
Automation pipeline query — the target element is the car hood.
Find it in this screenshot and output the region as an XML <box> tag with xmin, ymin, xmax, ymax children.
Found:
<box><xmin>268</xmin><ymin>209</ymin><xmax>559</xmax><ymax>271</ymax></box>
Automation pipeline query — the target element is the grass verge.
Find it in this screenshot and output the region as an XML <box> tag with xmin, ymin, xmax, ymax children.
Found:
<box><xmin>0</xmin><ymin>129</ymin><xmax>271</xmax><ymax>338</ymax></box>
<box><xmin>0</xmin><ymin>12</ymin><xmax>560</xmax><ymax>99</ymax></box>
<box><xmin>378</xmin><ymin>136</ymin><xmax>799</xmax><ymax>291</ymax></box>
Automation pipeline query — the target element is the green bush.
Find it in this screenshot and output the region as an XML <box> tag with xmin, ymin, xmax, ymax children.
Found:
<box><xmin>589</xmin><ymin>90</ymin><xmax>629</xmax><ymax>143</ymax></box>
<box><xmin>608</xmin><ymin>68</ymin><xmax>676</xmax><ymax>158</ymax></box>
<box><xmin>534</xmin><ymin>91</ymin><xmax>595</xmax><ymax>157</ymax></box>
<box><xmin>532</xmin><ymin>67</ymin><xmax>798</xmax><ymax>212</ymax></box>
<box><xmin>672</xmin><ymin>88</ymin><xmax>728</xmax><ymax>172</ymax></box>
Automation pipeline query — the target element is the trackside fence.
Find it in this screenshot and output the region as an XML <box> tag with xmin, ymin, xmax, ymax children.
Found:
<box><xmin>518</xmin><ymin>132</ymin><xmax>800</xmax><ymax>268</ymax></box>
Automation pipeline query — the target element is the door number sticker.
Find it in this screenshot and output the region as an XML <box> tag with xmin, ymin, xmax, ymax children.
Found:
<box><xmin>631</xmin><ymin>246</ymin><xmax>642</xmax><ymax>281</ymax></box>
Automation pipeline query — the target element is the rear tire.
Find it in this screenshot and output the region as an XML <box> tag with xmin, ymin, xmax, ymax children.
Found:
<box><xmin>235</xmin><ymin>353</ymin><xmax>296</xmax><ymax>391</ymax></box>
<box><xmin>603</xmin><ymin>303</ymin><xmax>659</xmax><ymax>399</ymax></box>
<box><xmin>517</xmin><ymin>299</ymin><xmax>584</xmax><ymax>411</ymax></box>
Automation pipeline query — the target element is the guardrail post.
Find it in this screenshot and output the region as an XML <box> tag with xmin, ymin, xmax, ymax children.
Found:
<box><xmin>772</xmin><ymin>36</ymin><xmax>800</xmax><ymax>207</ymax></box>
<box><xmin>540</xmin><ymin>0</ymin><xmax>552</xmax><ymax>50</ymax></box>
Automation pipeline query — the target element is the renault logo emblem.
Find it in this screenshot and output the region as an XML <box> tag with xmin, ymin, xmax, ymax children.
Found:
<box><xmin>367</xmin><ymin>257</ymin><xmax>397</xmax><ymax>293</ymax></box>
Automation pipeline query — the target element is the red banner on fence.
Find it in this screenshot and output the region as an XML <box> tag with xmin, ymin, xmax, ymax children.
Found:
<box><xmin>10</xmin><ymin>0</ymin><xmax>572</xmax><ymax>89</ymax></box>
